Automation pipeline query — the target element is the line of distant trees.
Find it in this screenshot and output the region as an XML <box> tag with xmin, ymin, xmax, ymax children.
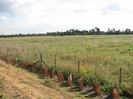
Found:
<box><xmin>0</xmin><ymin>33</ymin><xmax>47</xmax><ymax>38</ymax></box>
<box><xmin>47</xmin><ymin>27</ymin><xmax>133</xmax><ymax>36</ymax></box>
<box><xmin>0</xmin><ymin>27</ymin><xmax>133</xmax><ymax>37</ymax></box>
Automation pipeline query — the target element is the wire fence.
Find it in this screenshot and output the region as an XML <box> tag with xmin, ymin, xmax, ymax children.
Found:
<box><xmin>0</xmin><ymin>48</ymin><xmax>132</xmax><ymax>98</ymax></box>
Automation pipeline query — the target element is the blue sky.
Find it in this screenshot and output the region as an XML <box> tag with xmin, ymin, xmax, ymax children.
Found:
<box><xmin>0</xmin><ymin>0</ymin><xmax>133</xmax><ymax>34</ymax></box>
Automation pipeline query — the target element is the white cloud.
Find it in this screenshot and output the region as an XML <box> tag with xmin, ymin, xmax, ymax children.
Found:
<box><xmin>0</xmin><ymin>16</ymin><xmax>7</xmax><ymax>21</ymax></box>
<box><xmin>0</xmin><ymin>0</ymin><xmax>133</xmax><ymax>34</ymax></box>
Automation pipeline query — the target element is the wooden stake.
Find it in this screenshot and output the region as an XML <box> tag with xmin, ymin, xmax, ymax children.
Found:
<box><xmin>54</xmin><ymin>55</ymin><xmax>57</xmax><ymax>72</ymax></box>
<box><xmin>119</xmin><ymin>68</ymin><xmax>122</xmax><ymax>88</ymax></box>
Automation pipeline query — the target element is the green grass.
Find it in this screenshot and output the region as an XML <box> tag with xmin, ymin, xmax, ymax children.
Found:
<box><xmin>0</xmin><ymin>35</ymin><xmax>133</xmax><ymax>94</ymax></box>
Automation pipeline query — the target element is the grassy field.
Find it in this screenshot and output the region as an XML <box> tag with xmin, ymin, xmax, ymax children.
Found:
<box><xmin>0</xmin><ymin>35</ymin><xmax>133</xmax><ymax>95</ymax></box>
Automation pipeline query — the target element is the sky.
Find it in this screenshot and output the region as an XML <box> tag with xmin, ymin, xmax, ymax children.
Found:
<box><xmin>0</xmin><ymin>0</ymin><xmax>133</xmax><ymax>34</ymax></box>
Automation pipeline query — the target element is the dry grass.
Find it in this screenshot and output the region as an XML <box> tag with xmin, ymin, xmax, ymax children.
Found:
<box><xmin>0</xmin><ymin>60</ymin><xmax>74</xmax><ymax>99</ymax></box>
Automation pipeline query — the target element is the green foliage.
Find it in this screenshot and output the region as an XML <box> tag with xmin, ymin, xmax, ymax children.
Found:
<box><xmin>101</xmin><ymin>81</ymin><xmax>113</xmax><ymax>93</ymax></box>
<box><xmin>48</xmin><ymin>65</ymin><xmax>62</xmax><ymax>74</ymax></box>
<box><xmin>63</xmin><ymin>69</ymin><xmax>71</xmax><ymax>80</ymax></box>
<box><xmin>80</xmin><ymin>67</ymin><xmax>88</xmax><ymax>77</ymax></box>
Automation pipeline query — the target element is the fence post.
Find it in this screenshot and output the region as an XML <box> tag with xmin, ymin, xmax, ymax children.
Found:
<box><xmin>119</xmin><ymin>67</ymin><xmax>122</xmax><ymax>87</ymax></box>
<box><xmin>54</xmin><ymin>55</ymin><xmax>57</xmax><ymax>72</ymax></box>
<box><xmin>78</xmin><ymin>60</ymin><xmax>80</xmax><ymax>77</ymax></box>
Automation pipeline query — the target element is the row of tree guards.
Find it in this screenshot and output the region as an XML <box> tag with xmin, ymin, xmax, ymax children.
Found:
<box><xmin>42</xmin><ymin>67</ymin><xmax>120</xmax><ymax>99</ymax></box>
<box><xmin>54</xmin><ymin>54</ymin><xmax>122</xmax><ymax>86</ymax></box>
<box><xmin>34</xmin><ymin>53</ymin><xmax>122</xmax><ymax>99</ymax></box>
<box><xmin>0</xmin><ymin>52</ymin><xmax>123</xmax><ymax>99</ymax></box>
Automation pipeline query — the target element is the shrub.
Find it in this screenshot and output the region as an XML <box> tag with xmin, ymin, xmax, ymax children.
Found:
<box><xmin>80</xmin><ymin>67</ymin><xmax>88</xmax><ymax>77</ymax></box>
<box><xmin>63</xmin><ymin>69</ymin><xmax>71</xmax><ymax>80</ymax></box>
<box><xmin>101</xmin><ymin>81</ymin><xmax>113</xmax><ymax>93</ymax></box>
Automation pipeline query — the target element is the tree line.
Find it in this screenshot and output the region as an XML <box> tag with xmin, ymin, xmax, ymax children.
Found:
<box><xmin>47</xmin><ymin>27</ymin><xmax>133</xmax><ymax>36</ymax></box>
<box><xmin>0</xmin><ymin>27</ymin><xmax>133</xmax><ymax>37</ymax></box>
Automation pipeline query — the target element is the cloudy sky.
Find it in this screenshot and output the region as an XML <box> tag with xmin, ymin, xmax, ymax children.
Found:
<box><xmin>0</xmin><ymin>0</ymin><xmax>133</xmax><ymax>34</ymax></box>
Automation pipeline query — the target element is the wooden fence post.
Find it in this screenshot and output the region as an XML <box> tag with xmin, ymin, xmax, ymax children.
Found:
<box><xmin>54</xmin><ymin>55</ymin><xmax>57</xmax><ymax>73</ymax></box>
<box><xmin>119</xmin><ymin>67</ymin><xmax>122</xmax><ymax>88</ymax></box>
